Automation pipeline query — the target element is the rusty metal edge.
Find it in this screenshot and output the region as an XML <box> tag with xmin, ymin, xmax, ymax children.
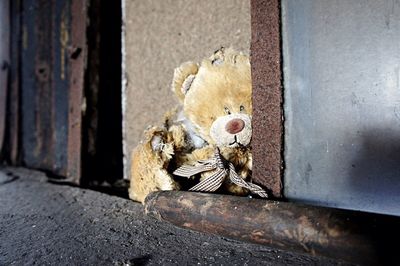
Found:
<box><xmin>250</xmin><ymin>0</ymin><xmax>283</xmax><ymax>198</ymax></box>
<box><xmin>67</xmin><ymin>0</ymin><xmax>88</xmax><ymax>183</ymax></box>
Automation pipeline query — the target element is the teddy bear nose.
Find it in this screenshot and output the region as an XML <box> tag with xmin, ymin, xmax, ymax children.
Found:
<box><xmin>225</xmin><ymin>118</ymin><xmax>245</xmax><ymax>134</ymax></box>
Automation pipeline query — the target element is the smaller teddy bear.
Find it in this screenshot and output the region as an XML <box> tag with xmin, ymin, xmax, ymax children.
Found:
<box><xmin>129</xmin><ymin>48</ymin><xmax>268</xmax><ymax>203</ymax></box>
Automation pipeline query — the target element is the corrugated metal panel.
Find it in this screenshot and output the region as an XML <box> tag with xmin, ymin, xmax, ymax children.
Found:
<box><xmin>21</xmin><ymin>0</ymin><xmax>55</xmax><ymax>171</ymax></box>
<box><xmin>0</xmin><ymin>1</ymin><xmax>10</xmax><ymax>156</ymax></box>
<box><xmin>282</xmin><ymin>0</ymin><xmax>400</xmax><ymax>216</ymax></box>
<box><xmin>20</xmin><ymin>0</ymin><xmax>86</xmax><ymax>182</ymax></box>
<box><xmin>6</xmin><ymin>0</ymin><xmax>22</xmax><ymax>164</ymax></box>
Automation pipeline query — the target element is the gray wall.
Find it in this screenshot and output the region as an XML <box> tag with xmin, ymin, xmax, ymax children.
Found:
<box><xmin>282</xmin><ymin>0</ymin><xmax>400</xmax><ymax>215</ymax></box>
<box><xmin>123</xmin><ymin>0</ymin><xmax>251</xmax><ymax>179</ymax></box>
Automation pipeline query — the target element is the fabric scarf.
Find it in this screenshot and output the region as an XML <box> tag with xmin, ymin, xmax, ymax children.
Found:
<box><xmin>173</xmin><ymin>148</ymin><xmax>268</xmax><ymax>198</ymax></box>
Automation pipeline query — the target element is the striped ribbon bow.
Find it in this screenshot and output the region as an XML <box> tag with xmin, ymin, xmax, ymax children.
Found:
<box><xmin>173</xmin><ymin>148</ymin><xmax>268</xmax><ymax>198</ymax></box>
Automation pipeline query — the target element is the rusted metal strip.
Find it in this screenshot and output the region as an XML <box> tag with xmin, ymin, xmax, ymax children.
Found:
<box><xmin>0</xmin><ymin>0</ymin><xmax>10</xmax><ymax>157</ymax></box>
<box><xmin>66</xmin><ymin>0</ymin><xmax>87</xmax><ymax>182</ymax></box>
<box><xmin>250</xmin><ymin>0</ymin><xmax>283</xmax><ymax>197</ymax></box>
<box><xmin>145</xmin><ymin>191</ymin><xmax>399</xmax><ymax>265</ymax></box>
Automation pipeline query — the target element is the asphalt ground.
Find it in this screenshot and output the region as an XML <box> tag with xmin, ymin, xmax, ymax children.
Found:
<box><xmin>0</xmin><ymin>167</ymin><xmax>345</xmax><ymax>265</ymax></box>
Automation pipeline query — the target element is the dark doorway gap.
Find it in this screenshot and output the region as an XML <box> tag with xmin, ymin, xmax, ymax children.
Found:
<box><xmin>81</xmin><ymin>0</ymin><xmax>124</xmax><ymax>191</ymax></box>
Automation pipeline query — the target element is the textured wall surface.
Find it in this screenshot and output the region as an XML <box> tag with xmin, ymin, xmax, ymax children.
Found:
<box><xmin>123</xmin><ymin>0</ymin><xmax>251</xmax><ymax>179</ymax></box>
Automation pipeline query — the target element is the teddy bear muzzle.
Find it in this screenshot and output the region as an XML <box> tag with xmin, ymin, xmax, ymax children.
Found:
<box><xmin>210</xmin><ymin>113</ymin><xmax>252</xmax><ymax>148</ymax></box>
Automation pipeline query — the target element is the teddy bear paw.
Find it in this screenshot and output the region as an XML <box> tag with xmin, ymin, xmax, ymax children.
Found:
<box><xmin>151</xmin><ymin>135</ymin><xmax>174</xmax><ymax>159</ymax></box>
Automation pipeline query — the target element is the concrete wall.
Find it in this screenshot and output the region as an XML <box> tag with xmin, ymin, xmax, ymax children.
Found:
<box><xmin>123</xmin><ymin>0</ymin><xmax>251</xmax><ymax>179</ymax></box>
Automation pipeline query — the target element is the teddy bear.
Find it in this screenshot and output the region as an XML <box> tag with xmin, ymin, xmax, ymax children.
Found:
<box><xmin>129</xmin><ymin>47</ymin><xmax>268</xmax><ymax>203</ymax></box>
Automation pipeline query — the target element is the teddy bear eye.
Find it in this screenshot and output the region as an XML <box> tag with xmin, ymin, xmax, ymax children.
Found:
<box><xmin>224</xmin><ymin>107</ymin><xmax>231</xmax><ymax>115</ymax></box>
<box><xmin>240</xmin><ymin>105</ymin><xmax>245</xmax><ymax>112</ymax></box>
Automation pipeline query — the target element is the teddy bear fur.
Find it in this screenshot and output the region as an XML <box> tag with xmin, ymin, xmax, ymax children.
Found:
<box><xmin>129</xmin><ymin>48</ymin><xmax>254</xmax><ymax>203</ymax></box>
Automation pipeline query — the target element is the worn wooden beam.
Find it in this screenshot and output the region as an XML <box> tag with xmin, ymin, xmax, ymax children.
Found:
<box><xmin>250</xmin><ymin>0</ymin><xmax>283</xmax><ymax>197</ymax></box>
<box><xmin>145</xmin><ymin>191</ymin><xmax>399</xmax><ymax>265</ymax></box>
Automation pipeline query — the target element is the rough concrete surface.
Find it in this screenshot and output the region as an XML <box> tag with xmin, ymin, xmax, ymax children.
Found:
<box><xmin>123</xmin><ymin>0</ymin><xmax>251</xmax><ymax>179</ymax></box>
<box><xmin>0</xmin><ymin>167</ymin><xmax>345</xmax><ymax>265</ymax></box>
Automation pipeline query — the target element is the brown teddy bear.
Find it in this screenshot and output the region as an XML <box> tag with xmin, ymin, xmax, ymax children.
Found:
<box><xmin>129</xmin><ymin>48</ymin><xmax>268</xmax><ymax>203</ymax></box>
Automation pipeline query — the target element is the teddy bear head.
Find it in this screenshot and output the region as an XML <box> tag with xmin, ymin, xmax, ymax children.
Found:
<box><xmin>172</xmin><ymin>48</ymin><xmax>252</xmax><ymax>148</ymax></box>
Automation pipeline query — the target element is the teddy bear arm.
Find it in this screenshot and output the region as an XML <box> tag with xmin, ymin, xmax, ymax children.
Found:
<box><xmin>167</xmin><ymin>124</ymin><xmax>187</xmax><ymax>151</ymax></box>
<box><xmin>129</xmin><ymin>128</ymin><xmax>180</xmax><ymax>203</ymax></box>
<box><xmin>129</xmin><ymin>144</ymin><xmax>180</xmax><ymax>203</ymax></box>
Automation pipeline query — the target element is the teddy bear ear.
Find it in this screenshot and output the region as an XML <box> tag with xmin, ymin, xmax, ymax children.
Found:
<box><xmin>171</xmin><ymin>61</ymin><xmax>199</xmax><ymax>102</ymax></box>
<box><xmin>209</xmin><ymin>47</ymin><xmax>226</xmax><ymax>66</ymax></box>
<box><xmin>209</xmin><ymin>47</ymin><xmax>249</xmax><ymax>66</ymax></box>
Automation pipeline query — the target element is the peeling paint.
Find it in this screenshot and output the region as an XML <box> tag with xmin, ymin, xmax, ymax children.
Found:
<box><xmin>60</xmin><ymin>6</ymin><xmax>69</xmax><ymax>80</ymax></box>
<box><xmin>22</xmin><ymin>25</ymin><xmax>28</xmax><ymax>50</ymax></box>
